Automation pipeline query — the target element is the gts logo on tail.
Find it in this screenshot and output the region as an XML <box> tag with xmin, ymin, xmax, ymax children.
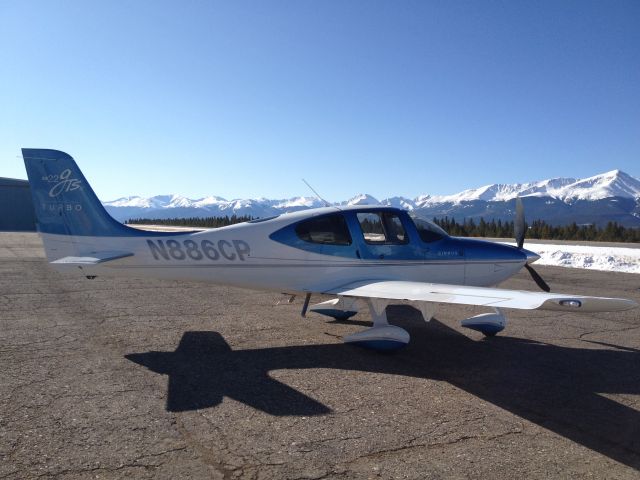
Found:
<box><xmin>147</xmin><ymin>239</ymin><xmax>251</xmax><ymax>262</ymax></box>
<box><xmin>43</xmin><ymin>169</ymin><xmax>82</xmax><ymax>197</ymax></box>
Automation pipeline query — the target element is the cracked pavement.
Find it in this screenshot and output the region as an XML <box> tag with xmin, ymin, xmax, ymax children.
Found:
<box><xmin>1</xmin><ymin>232</ymin><xmax>640</xmax><ymax>479</ymax></box>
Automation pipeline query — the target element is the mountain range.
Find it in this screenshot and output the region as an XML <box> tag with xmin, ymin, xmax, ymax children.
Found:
<box><xmin>103</xmin><ymin>169</ymin><xmax>640</xmax><ymax>227</ymax></box>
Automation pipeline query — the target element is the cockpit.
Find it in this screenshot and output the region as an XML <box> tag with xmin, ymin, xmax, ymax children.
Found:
<box><xmin>271</xmin><ymin>208</ymin><xmax>449</xmax><ymax>257</ymax></box>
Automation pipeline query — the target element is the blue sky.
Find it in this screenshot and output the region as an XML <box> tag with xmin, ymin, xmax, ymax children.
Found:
<box><xmin>1</xmin><ymin>1</ymin><xmax>639</xmax><ymax>201</ymax></box>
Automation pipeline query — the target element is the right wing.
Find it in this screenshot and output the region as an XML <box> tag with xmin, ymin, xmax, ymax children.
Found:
<box><xmin>324</xmin><ymin>280</ymin><xmax>637</xmax><ymax>313</ymax></box>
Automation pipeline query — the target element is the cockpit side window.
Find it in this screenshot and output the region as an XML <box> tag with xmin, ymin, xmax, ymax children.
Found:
<box><xmin>357</xmin><ymin>212</ymin><xmax>409</xmax><ymax>245</ymax></box>
<box><xmin>295</xmin><ymin>214</ymin><xmax>352</xmax><ymax>245</ymax></box>
<box><xmin>410</xmin><ymin>215</ymin><xmax>447</xmax><ymax>243</ymax></box>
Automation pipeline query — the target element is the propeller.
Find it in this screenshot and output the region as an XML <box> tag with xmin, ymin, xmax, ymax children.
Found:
<box><xmin>524</xmin><ymin>263</ymin><xmax>550</xmax><ymax>292</ymax></box>
<box><xmin>514</xmin><ymin>197</ymin><xmax>525</xmax><ymax>249</ymax></box>
<box><xmin>514</xmin><ymin>198</ymin><xmax>551</xmax><ymax>292</ymax></box>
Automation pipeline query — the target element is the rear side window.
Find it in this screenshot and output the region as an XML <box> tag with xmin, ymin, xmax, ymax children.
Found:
<box><xmin>357</xmin><ymin>212</ymin><xmax>408</xmax><ymax>245</ymax></box>
<box><xmin>295</xmin><ymin>214</ymin><xmax>352</xmax><ymax>245</ymax></box>
<box><xmin>410</xmin><ymin>215</ymin><xmax>447</xmax><ymax>243</ymax></box>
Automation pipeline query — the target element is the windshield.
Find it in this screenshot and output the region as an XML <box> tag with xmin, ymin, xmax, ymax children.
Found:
<box><xmin>409</xmin><ymin>214</ymin><xmax>448</xmax><ymax>243</ymax></box>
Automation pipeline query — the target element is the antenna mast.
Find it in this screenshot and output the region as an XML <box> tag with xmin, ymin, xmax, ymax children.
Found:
<box><xmin>302</xmin><ymin>179</ymin><xmax>331</xmax><ymax>208</ymax></box>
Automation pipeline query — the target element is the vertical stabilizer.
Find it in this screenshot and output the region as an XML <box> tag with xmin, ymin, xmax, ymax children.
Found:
<box><xmin>22</xmin><ymin>149</ymin><xmax>134</xmax><ymax>237</ymax></box>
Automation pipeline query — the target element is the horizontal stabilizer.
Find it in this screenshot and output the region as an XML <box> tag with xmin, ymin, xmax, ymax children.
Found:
<box><xmin>325</xmin><ymin>280</ymin><xmax>637</xmax><ymax>313</ymax></box>
<box><xmin>51</xmin><ymin>251</ymin><xmax>134</xmax><ymax>265</ymax></box>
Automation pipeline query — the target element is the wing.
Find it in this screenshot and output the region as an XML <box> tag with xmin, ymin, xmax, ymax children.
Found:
<box><xmin>324</xmin><ymin>280</ymin><xmax>637</xmax><ymax>313</ymax></box>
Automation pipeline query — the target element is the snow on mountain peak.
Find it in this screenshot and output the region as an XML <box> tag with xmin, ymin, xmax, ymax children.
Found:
<box><xmin>193</xmin><ymin>195</ymin><xmax>228</xmax><ymax>208</ymax></box>
<box><xmin>166</xmin><ymin>194</ymin><xmax>194</xmax><ymax>208</ymax></box>
<box><xmin>345</xmin><ymin>193</ymin><xmax>380</xmax><ymax>206</ymax></box>
<box><xmin>272</xmin><ymin>196</ymin><xmax>323</xmax><ymax>209</ymax></box>
<box><xmin>104</xmin><ymin>195</ymin><xmax>178</xmax><ymax>208</ymax></box>
<box><xmin>103</xmin><ymin>196</ymin><xmax>150</xmax><ymax>208</ymax></box>
<box><xmin>381</xmin><ymin>196</ymin><xmax>417</xmax><ymax>210</ymax></box>
<box><xmin>557</xmin><ymin>169</ymin><xmax>640</xmax><ymax>201</ymax></box>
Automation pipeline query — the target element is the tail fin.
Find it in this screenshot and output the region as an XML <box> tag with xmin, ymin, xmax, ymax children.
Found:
<box><xmin>22</xmin><ymin>149</ymin><xmax>134</xmax><ymax>237</ymax></box>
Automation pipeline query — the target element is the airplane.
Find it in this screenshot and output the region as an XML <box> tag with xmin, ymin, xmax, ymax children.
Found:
<box><xmin>22</xmin><ymin>148</ymin><xmax>638</xmax><ymax>350</ymax></box>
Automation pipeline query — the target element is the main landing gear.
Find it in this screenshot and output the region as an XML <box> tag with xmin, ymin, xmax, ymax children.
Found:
<box><xmin>342</xmin><ymin>298</ymin><xmax>410</xmax><ymax>351</ymax></box>
<box><xmin>310</xmin><ymin>297</ymin><xmax>436</xmax><ymax>351</ymax></box>
<box><xmin>308</xmin><ymin>296</ymin><xmax>508</xmax><ymax>350</ymax></box>
<box><xmin>460</xmin><ymin>308</ymin><xmax>507</xmax><ymax>337</ymax></box>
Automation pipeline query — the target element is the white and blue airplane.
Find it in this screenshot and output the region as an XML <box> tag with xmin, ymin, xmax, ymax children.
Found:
<box><xmin>22</xmin><ymin>149</ymin><xmax>637</xmax><ymax>350</ymax></box>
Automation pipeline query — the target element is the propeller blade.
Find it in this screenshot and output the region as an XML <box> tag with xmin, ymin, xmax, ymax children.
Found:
<box><xmin>525</xmin><ymin>263</ymin><xmax>551</xmax><ymax>292</ymax></box>
<box><xmin>513</xmin><ymin>197</ymin><xmax>549</xmax><ymax>291</ymax></box>
<box><xmin>514</xmin><ymin>197</ymin><xmax>525</xmax><ymax>249</ymax></box>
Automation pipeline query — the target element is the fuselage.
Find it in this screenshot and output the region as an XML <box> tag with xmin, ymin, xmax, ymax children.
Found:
<box><xmin>45</xmin><ymin>205</ymin><xmax>536</xmax><ymax>294</ymax></box>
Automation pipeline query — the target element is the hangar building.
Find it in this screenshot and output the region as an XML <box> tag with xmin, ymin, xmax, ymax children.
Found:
<box><xmin>0</xmin><ymin>178</ymin><xmax>36</xmax><ymax>231</ymax></box>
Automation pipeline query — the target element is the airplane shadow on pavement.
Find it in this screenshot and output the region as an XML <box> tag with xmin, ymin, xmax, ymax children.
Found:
<box><xmin>126</xmin><ymin>306</ymin><xmax>640</xmax><ymax>470</ymax></box>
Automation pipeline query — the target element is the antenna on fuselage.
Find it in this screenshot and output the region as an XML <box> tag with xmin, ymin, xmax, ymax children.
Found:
<box><xmin>302</xmin><ymin>179</ymin><xmax>331</xmax><ymax>208</ymax></box>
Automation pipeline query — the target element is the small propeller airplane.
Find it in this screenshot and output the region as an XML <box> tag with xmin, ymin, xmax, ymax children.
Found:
<box><xmin>22</xmin><ymin>149</ymin><xmax>637</xmax><ymax>350</ymax></box>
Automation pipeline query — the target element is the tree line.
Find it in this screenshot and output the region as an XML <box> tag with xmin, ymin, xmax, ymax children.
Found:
<box><xmin>127</xmin><ymin>215</ymin><xmax>253</xmax><ymax>229</ymax></box>
<box><xmin>432</xmin><ymin>217</ymin><xmax>640</xmax><ymax>243</ymax></box>
<box><xmin>127</xmin><ymin>215</ymin><xmax>640</xmax><ymax>243</ymax></box>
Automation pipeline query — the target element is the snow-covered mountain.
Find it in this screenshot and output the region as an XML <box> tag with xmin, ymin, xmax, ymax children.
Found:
<box><xmin>103</xmin><ymin>170</ymin><xmax>640</xmax><ymax>227</ymax></box>
<box><xmin>380</xmin><ymin>196</ymin><xmax>418</xmax><ymax>210</ymax></box>
<box><xmin>342</xmin><ymin>194</ymin><xmax>382</xmax><ymax>206</ymax></box>
<box><xmin>413</xmin><ymin>170</ymin><xmax>640</xmax><ymax>206</ymax></box>
<box><xmin>104</xmin><ymin>194</ymin><xmax>326</xmax><ymax>221</ymax></box>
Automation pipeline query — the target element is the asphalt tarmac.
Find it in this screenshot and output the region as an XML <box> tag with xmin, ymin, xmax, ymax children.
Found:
<box><xmin>1</xmin><ymin>232</ymin><xmax>640</xmax><ymax>479</ymax></box>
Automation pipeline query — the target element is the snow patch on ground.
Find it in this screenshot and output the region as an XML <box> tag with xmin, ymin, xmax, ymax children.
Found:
<box><xmin>499</xmin><ymin>242</ymin><xmax>640</xmax><ymax>274</ymax></box>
